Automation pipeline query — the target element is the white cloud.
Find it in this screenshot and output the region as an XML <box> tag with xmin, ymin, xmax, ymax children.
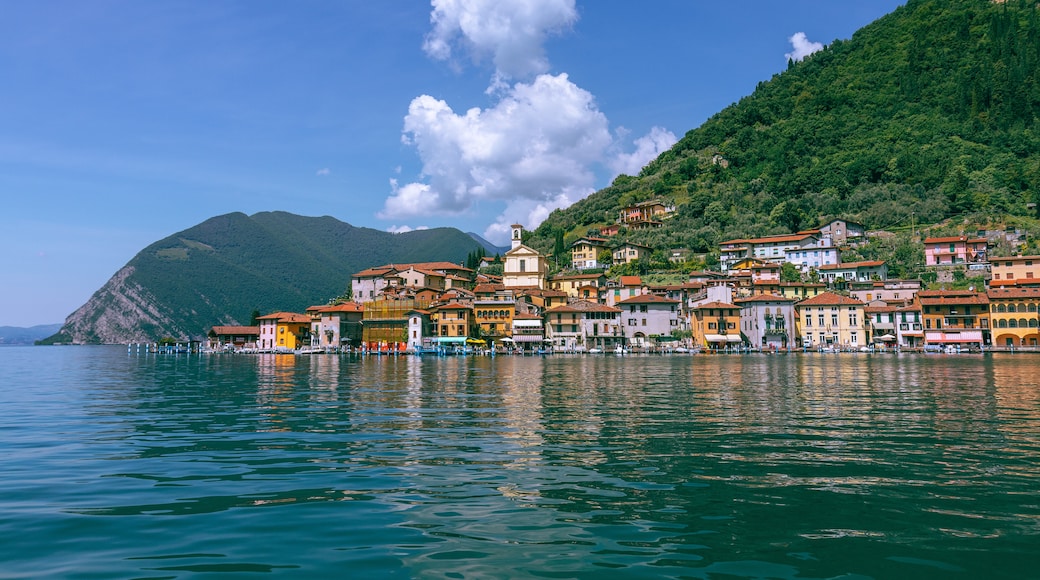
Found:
<box><xmin>608</xmin><ymin>126</ymin><xmax>677</xmax><ymax>178</ymax></box>
<box><xmin>387</xmin><ymin>224</ymin><xmax>430</xmax><ymax>234</ymax></box>
<box><xmin>424</xmin><ymin>0</ymin><xmax>578</xmax><ymax>79</ymax></box>
<box><xmin>381</xmin><ymin>73</ymin><xmax>611</xmax><ymax>221</ymax></box>
<box><xmin>316</xmin><ymin>168</ymin><xmax>330</xmax><ymax>176</ymax></box>
<box><xmin>785</xmin><ymin>32</ymin><xmax>823</xmax><ymax>62</ymax></box>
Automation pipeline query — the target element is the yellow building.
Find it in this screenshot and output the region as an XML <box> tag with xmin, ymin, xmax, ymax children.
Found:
<box><xmin>795</xmin><ymin>292</ymin><xmax>865</xmax><ymax>349</ymax></box>
<box><xmin>257</xmin><ymin>312</ymin><xmax>311</xmax><ymax>350</ymax></box>
<box><xmin>550</xmin><ymin>272</ymin><xmax>607</xmax><ymax>298</ymax></box>
<box><xmin>690</xmin><ymin>301</ymin><xmax>742</xmax><ymax>350</ymax></box>
<box><xmin>473</xmin><ymin>284</ymin><xmax>515</xmax><ymax>340</ymax></box>
<box><xmin>987</xmin><ymin>287</ymin><xmax>1040</xmax><ymax>347</ymax></box>
<box><xmin>433</xmin><ymin>302</ymin><xmax>475</xmax><ymax>339</ymax></box>
<box><xmin>570</xmin><ymin>237</ymin><xmax>609</xmax><ymax>270</ymax></box>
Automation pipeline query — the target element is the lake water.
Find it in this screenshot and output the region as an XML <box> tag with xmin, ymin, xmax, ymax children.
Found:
<box><xmin>1</xmin><ymin>346</ymin><xmax>1038</xmax><ymax>579</ymax></box>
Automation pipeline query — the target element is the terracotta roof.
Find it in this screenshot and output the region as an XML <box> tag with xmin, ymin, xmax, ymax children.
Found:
<box><xmin>864</xmin><ymin>305</ymin><xmax>899</xmax><ymax>313</ymax></box>
<box><xmin>819</xmin><ymin>260</ymin><xmax>886</xmax><ymax>270</ymax></box>
<box><xmin>210</xmin><ymin>325</ymin><xmax>259</xmax><ymax>335</ymax></box>
<box><xmin>436</xmin><ymin>302</ymin><xmax>471</xmax><ymax>310</ymax></box>
<box><xmin>618</xmin><ymin>276</ymin><xmax>643</xmax><ymax>286</ymax></box>
<box><xmin>256</xmin><ymin>312</ymin><xmax>310</xmax><ymax>323</ymax></box>
<box><xmin>923</xmin><ymin>236</ymin><xmax>987</xmax><ymax>244</ymax></box>
<box><xmin>473</xmin><ymin>283</ymin><xmax>507</xmax><ymax>293</ymax></box>
<box><xmin>991</xmin><ymin>255</ymin><xmax>1040</xmax><ymax>262</ymax></box>
<box><xmin>917</xmin><ymin>290</ymin><xmax>988</xmax><ymax>306</ymax></box>
<box><xmin>796</xmin><ymin>292</ymin><xmax>864</xmax><ymax>307</ymax></box>
<box><xmin>545</xmin><ymin>300</ymin><xmax>621</xmax><ymax>314</ymax></box>
<box><xmin>987</xmin><ymin>287</ymin><xmax>1040</xmax><ymax>299</ymax></box>
<box><xmin>694</xmin><ymin>301</ymin><xmax>740</xmax><ymax>310</ymax></box>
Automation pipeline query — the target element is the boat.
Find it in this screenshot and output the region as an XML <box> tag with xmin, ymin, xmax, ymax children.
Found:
<box><xmin>588</xmin><ymin>347</ymin><xmax>604</xmax><ymax>354</ymax></box>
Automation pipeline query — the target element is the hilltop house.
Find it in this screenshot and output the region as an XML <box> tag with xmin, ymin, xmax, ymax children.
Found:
<box><xmin>924</xmin><ymin>236</ymin><xmax>988</xmax><ymax>267</ymax></box>
<box><xmin>818</xmin><ymin>260</ymin><xmax>888</xmax><ymax>284</ymax></box>
<box><xmin>570</xmin><ymin>237</ymin><xmax>609</xmax><ymax>270</ymax></box>
<box><xmin>612</xmin><ymin>242</ymin><xmax>653</xmax><ymax>265</ymax></box>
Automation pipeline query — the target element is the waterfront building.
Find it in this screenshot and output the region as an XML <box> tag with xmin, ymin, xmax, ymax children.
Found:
<box><xmin>990</xmin><ymin>255</ymin><xmax>1040</xmax><ymax>286</ymax></box>
<box><xmin>795</xmin><ymin>292</ymin><xmax>865</xmax><ymax>349</ymax></box>
<box><xmin>432</xmin><ymin>302</ymin><xmax>475</xmax><ymax>340</ymax></box>
<box><xmin>895</xmin><ymin>302</ymin><xmax>925</xmax><ymax>348</ymax></box>
<box><xmin>544</xmin><ymin>300</ymin><xmax>622</xmax><ymax>351</ymax></box>
<box><xmin>206</xmin><ymin>326</ymin><xmax>259</xmax><ymax>350</ymax></box>
<box><xmin>502</xmin><ymin>224</ymin><xmax>549</xmax><ymax>289</ymax></box>
<box><xmin>864</xmin><ymin>304</ymin><xmax>898</xmax><ymax>347</ymax></box>
<box><xmin>257</xmin><ymin>312</ymin><xmax>311</xmax><ymax>351</ymax></box>
<box><xmin>473</xmin><ymin>284</ymin><xmax>516</xmax><ymax>342</ymax></box>
<box><xmin>917</xmin><ymin>289</ymin><xmax>990</xmax><ymax>349</ymax></box>
<box><xmin>405</xmin><ymin>309</ymin><xmax>434</xmax><ymax>352</ymax></box>
<box><xmin>987</xmin><ymin>286</ymin><xmax>1040</xmax><ymax>347</ymax></box>
<box><xmin>690</xmin><ymin>301</ymin><xmax>742</xmax><ymax>349</ymax></box>
<box><xmin>570</xmin><ymin>237</ymin><xmax>609</xmax><ymax>270</ymax></box>
<box><xmin>737</xmin><ymin>294</ymin><xmax>796</xmax><ymax>351</ymax></box>
<box><xmin>616</xmin><ymin>294</ymin><xmax>681</xmax><ymax>348</ymax></box>
<box><xmin>510</xmin><ymin>312</ymin><xmax>545</xmax><ymax>351</ymax></box>
<box><xmin>307</xmin><ymin>302</ymin><xmax>364</xmax><ymax>349</ymax></box>
<box><xmin>923</xmin><ymin>236</ymin><xmax>988</xmax><ymax>267</ymax></box>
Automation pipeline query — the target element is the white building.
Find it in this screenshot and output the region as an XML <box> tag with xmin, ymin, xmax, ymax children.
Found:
<box><xmin>503</xmin><ymin>224</ymin><xmax>549</xmax><ymax>289</ymax></box>
<box><xmin>737</xmin><ymin>294</ymin><xmax>797</xmax><ymax>351</ymax></box>
<box><xmin>616</xmin><ymin>294</ymin><xmax>681</xmax><ymax>347</ymax></box>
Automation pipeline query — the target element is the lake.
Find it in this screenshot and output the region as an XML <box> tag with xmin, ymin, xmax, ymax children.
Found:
<box><xmin>1</xmin><ymin>346</ymin><xmax>1038</xmax><ymax>578</ymax></box>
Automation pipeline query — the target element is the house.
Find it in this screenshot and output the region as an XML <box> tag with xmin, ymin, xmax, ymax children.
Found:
<box><xmin>795</xmin><ymin>292</ymin><xmax>865</xmax><ymax>349</ymax></box>
<box><xmin>570</xmin><ymin>237</ymin><xmax>609</xmax><ymax>270</ymax></box>
<box><xmin>510</xmin><ymin>312</ymin><xmax>545</xmax><ymax>351</ymax></box>
<box><xmin>690</xmin><ymin>301</ymin><xmax>742</xmax><ymax>350</ymax></box>
<box><xmin>405</xmin><ymin>309</ymin><xmax>434</xmax><ymax>352</ymax></box>
<box><xmin>599</xmin><ymin>224</ymin><xmax>621</xmax><ymax>237</ymax></box>
<box><xmin>818</xmin><ymin>218</ymin><xmax>865</xmax><ymax>247</ymax></box>
<box><xmin>502</xmin><ymin>224</ymin><xmax>549</xmax><ymax>289</ymax></box>
<box><xmin>668</xmin><ymin>248</ymin><xmax>692</xmax><ymax>263</ymax></box>
<box><xmin>987</xmin><ymin>286</ymin><xmax>1040</xmax><ymax>347</ymax></box>
<box><xmin>473</xmin><ymin>284</ymin><xmax>515</xmax><ymax>341</ymax></box>
<box><xmin>618</xmin><ymin>200</ymin><xmax>672</xmax><ymax>229</ymax></box>
<box><xmin>864</xmin><ymin>304</ymin><xmax>898</xmax><ymax>346</ymax></box>
<box><xmin>257</xmin><ymin>312</ymin><xmax>311</xmax><ymax>351</ymax></box>
<box><xmin>917</xmin><ymin>289</ymin><xmax>990</xmax><ymax>349</ymax></box>
<box><xmin>616</xmin><ymin>294</ymin><xmax>681</xmax><ymax>348</ymax></box>
<box><xmin>350</xmin><ymin>261</ymin><xmax>472</xmax><ymax>301</ymax></box>
<box><xmin>719</xmin><ymin>231</ymin><xmax>834</xmax><ymax>272</ymax></box>
<box><xmin>550</xmin><ymin>272</ymin><xmax>608</xmax><ymax>298</ymax></box>
<box><xmin>432</xmin><ymin>302</ymin><xmax>475</xmax><ymax>345</ymax></box>
<box><xmin>604</xmin><ymin>275</ymin><xmax>645</xmax><ymax>307</ymax></box>
<box><xmin>894</xmin><ymin>303</ymin><xmax>925</xmax><ymax>349</ymax></box>
<box><xmin>515</xmin><ymin>288</ymin><xmax>569</xmax><ymax>313</ymax></box>
<box><xmin>612</xmin><ymin>242</ymin><xmax>653</xmax><ymax>265</ymax></box>
<box><xmin>990</xmin><ymin>255</ymin><xmax>1040</xmax><ymax>286</ymax></box>
<box><xmin>818</xmin><ymin>260</ymin><xmax>888</xmax><ymax>284</ymax></box>
<box><xmin>736</xmin><ymin>295</ymin><xmax>796</xmax><ymax>351</ymax></box>
<box><xmin>848</xmin><ymin>279</ymin><xmax>921</xmax><ymax>304</ymax></box>
<box><xmin>778</xmin><ymin>281</ymin><xmax>826</xmax><ymax>301</ymax></box>
<box><xmin>924</xmin><ymin>236</ymin><xmax>988</xmax><ymax>267</ymax></box>
<box><xmin>545</xmin><ymin>300</ymin><xmax>623</xmax><ymax>351</ymax></box>
<box><xmin>206</xmin><ymin>326</ymin><xmax>259</xmax><ymax>350</ymax></box>
<box><xmin>307</xmin><ymin>302</ymin><xmax>364</xmax><ymax>349</ymax></box>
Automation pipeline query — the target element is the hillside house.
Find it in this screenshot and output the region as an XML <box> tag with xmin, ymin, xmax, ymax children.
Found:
<box><xmin>570</xmin><ymin>237</ymin><xmax>609</xmax><ymax>270</ymax></box>
<box><xmin>924</xmin><ymin>236</ymin><xmax>988</xmax><ymax>267</ymax></box>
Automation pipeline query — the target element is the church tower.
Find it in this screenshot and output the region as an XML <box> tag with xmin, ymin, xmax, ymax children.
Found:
<box><xmin>511</xmin><ymin>224</ymin><xmax>523</xmax><ymax>250</ymax></box>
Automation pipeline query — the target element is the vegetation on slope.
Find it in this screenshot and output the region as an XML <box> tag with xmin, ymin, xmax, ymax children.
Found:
<box><xmin>529</xmin><ymin>0</ymin><xmax>1040</xmax><ymax>264</ymax></box>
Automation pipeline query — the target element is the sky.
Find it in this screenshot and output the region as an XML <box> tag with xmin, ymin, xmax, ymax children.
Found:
<box><xmin>0</xmin><ymin>0</ymin><xmax>905</xmax><ymax>328</ymax></box>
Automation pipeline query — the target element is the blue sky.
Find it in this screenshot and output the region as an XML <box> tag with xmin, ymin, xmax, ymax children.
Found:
<box><xmin>0</xmin><ymin>1</ymin><xmax>904</xmax><ymax>328</ymax></box>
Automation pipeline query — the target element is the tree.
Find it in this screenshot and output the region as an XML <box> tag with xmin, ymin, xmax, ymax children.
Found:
<box><xmin>781</xmin><ymin>262</ymin><xmax>802</xmax><ymax>282</ymax></box>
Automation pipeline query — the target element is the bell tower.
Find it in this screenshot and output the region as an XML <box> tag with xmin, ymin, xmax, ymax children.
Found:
<box><xmin>511</xmin><ymin>224</ymin><xmax>523</xmax><ymax>250</ymax></box>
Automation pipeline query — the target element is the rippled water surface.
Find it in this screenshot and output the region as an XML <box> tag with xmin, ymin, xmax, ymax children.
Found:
<box><xmin>2</xmin><ymin>346</ymin><xmax>1039</xmax><ymax>579</ymax></box>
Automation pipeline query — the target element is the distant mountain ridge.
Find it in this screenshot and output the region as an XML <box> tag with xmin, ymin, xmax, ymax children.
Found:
<box><xmin>467</xmin><ymin>232</ymin><xmax>509</xmax><ymax>255</ymax></box>
<box><xmin>1</xmin><ymin>324</ymin><xmax>62</xmax><ymax>345</ymax></box>
<box><xmin>43</xmin><ymin>212</ymin><xmax>484</xmax><ymax>344</ymax></box>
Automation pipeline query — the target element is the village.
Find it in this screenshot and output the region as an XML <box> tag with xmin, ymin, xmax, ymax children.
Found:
<box><xmin>205</xmin><ymin>201</ymin><xmax>1040</xmax><ymax>355</ymax></box>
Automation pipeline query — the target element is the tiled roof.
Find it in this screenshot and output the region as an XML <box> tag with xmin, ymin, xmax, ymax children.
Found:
<box><xmin>923</xmin><ymin>236</ymin><xmax>987</xmax><ymax>244</ymax></box>
<box><xmin>545</xmin><ymin>300</ymin><xmax>621</xmax><ymax>314</ymax></box>
<box><xmin>694</xmin><ymin>301</ymin><xmax>740</xmax><ymax>310</ymax></box>
<box><xmin>210</xmin><ymin>326</ymin><xmax>259</xmax><ymax>335</ymax></box>
<box><xmin>917</xmin><ymin>290</ymin><xmax>988</xmax><ymax>306</ymax></box>
<box><xmin>987</xmin><ymin>287</ymin><xmax>1040</xmax><ymax>299</ymax></box>
<box><xmin>819</xmin><ymin>260</ymin><xmax>886</xmax><ymax>270</ymax></box>
<box><xmin>796</xmin><ymin>292</ymin><xmax>864</xmax><ymax>307</ymax></box>
<box><xmin>256</xmin><ymin>312</ymin><xmax>310</xmax><ymax>323</ymax></box>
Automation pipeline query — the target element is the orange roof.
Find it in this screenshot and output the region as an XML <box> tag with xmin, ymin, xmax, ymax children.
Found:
<box><xmin>210</xmin><ymin>325</ymin><xmax>259</xmax><ymax>335</ymax></box>
<box><xmin>991</xmin><ymin>255</ymin><xmax>1040</xmax><ymax>263</ymax></box>
<box><xmin>694</xmin><ymin>301</ymin><xmax>740</xmax><ymax>310</ymax></box>
<box><xmin>917</xmin><ymin>290</ymin><xmax>988</xmax><ymax>306</ymax></box>
<box><xmin>256</xmin><ymin>312</ymin><xmax>310</xmax><ymax>323</ymax></box>
<box><xmin>473</xmin><ymin>283</ymin><xmax>507</xmax><ymax>293</ymax></box>
<box><xmin>987</xmin><ymin>287</ymin><xmax>1040</xmax><ymax>299</ymax></box>
<box><xmin>618</xmin><ymin>276</ymin><xmax>643</xmax><ymax>286</ymax></box>
<box><xmin>545</xmin><ymin>300</ymin><xmax>621</xmax><ymax>314</ymax></box>
<box><xmin>796</xmin><ymin>292</ymin><xmax>864</xmax><ymax>307</ymax></box>
<box><xmin>923</xmin><ymin>236</ymin><xmax>987</xmax><ymax>244</ymax></box>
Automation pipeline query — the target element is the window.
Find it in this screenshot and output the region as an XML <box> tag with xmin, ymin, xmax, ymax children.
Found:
<box><xmin>519</xmin><ymin>259</ymin><xmax>526</xmax><ymax>272</ymax></box>
<box><xmin>628</xmin><ymin>319</ymin><xmax>636</xmax><ymax>326</ymax></box>
<box><xmin>831</xmin><ymin>314</ymin><xmax>839</xmax><ymax>326</ymax></box>
<box><xmin>818</xmin><ymin>314</ymin><xmax>825</xmax><ymax>326</ymax></box>
<box><xmin>642</xmin><ymin>319</ymin><xmax>647</xmax><ymax>326</ymax></box>
<box><xmin>708</xmin><ymin>322</ymin><xmax>716</xmax><ymax>329</ymax></box>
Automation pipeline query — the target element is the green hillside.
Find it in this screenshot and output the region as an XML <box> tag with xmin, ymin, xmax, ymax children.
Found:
<box><xmin>530</xmin><ymin>0</ymin><xmax>1040</xmax><ymax>261</ymax></box>
<box><xmin>43</xmin><ymin>212</ymin><xmax>483</xmax><ymax>343</ymax></box>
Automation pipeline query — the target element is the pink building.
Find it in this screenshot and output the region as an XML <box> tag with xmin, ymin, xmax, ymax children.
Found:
<box><xmin>924</xmin><ymin>236</ymin><xmax>987</xmax><ymax>267</ymax></box>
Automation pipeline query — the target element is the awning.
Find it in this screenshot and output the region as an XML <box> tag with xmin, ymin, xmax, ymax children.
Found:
<box><xmin>466</xmin><ymin>338</ymin><xmax>486</xmax><ymax>345</ymax></box>
<box><xmin>435</xmin><ymin>336</ymin><xmax>468</xmax><ymax>344</ymax></box>
<box><xmin>876</xmin><ymin>333</ymin><xmax>896</xmax><ymax>341</ymax></box>
<box><xmin>512</xmin><ymin>335</ymin><xmax>543</xmax><ymax>343</ymax></box>
<box><xmin>704</xmin><ymin>334</ymin><xmax>741</xmax><ymax>343</ymax></box>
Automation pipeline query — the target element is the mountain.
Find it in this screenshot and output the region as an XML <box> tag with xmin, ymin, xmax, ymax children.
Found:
<box><xmin>467</xmin><ymin>232</ymin><xmax>509</xmax><ymax>255</ymax></box>
<box><xmin>530</xmin><ymin>0</ymin><xmax>1040</xmax><ymax>263</ymax></box>
<box><xmin>0</xmin><ymin>324</ymin><xmax>62</xmax><ymax>345</ymax></box>
<box><xmin>42</xmin><ymin>212</ymin><xmax>484</xmax><ymax>344</ymax></box>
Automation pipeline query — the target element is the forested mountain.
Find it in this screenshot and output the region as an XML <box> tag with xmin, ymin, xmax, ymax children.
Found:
<box><xmin>43</xmin><ymin>212</ymin><xmax>483</xmax><ymax>344</ymax></box>
<box><xmin>529</xmin><ymin>0</ymin><xmax>1040</xmax><ymax>261</ymax></box>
